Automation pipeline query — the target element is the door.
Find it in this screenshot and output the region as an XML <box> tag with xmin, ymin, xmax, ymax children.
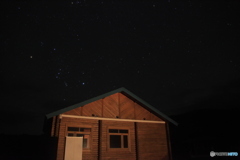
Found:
<box><xmin>64</xmin><ymin>136</ymin><xmax>83</xmax><ymax>160</ymax></box>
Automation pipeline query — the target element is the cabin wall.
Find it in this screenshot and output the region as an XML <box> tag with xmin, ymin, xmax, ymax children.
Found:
<box><xmin>100</xmin><ymin>120</ymin><xmax>136</xmax><ymax>160</ymax></box>
<box><xmin>54</xmin><ymin>117</ymin><xmax>169</xmax><ymax>160</ymax></box>
<box><xmin>136</xmin><ymin>123</ymin><xmax>169</xmax><ymax>160</ymax></box>
<box><xmin>56</xmin><ymin>117</ymin><xmax>99</xmax><ymax>160</ymax></box>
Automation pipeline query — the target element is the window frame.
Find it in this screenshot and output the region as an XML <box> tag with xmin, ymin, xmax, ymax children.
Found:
<box><xmin>107</xmin><ymin>128</ymin><xmax>130</xmax><ymax>151</ymax></box>
<box><xmin>66</xmin><ymin>125</ymin><xmax>92</xmax><ymax>150</ymax></box>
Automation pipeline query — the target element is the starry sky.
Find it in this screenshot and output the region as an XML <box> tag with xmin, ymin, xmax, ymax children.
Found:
<box><xmin>1</xmin><ymin>0</ymin><xmax>240</xmax><ymax>135</ymax></box>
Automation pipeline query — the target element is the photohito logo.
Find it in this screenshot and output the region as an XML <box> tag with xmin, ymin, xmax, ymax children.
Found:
<box><xmin>210</xmin><ymin>151</ymin><xmax>215</xmax><ymax>157</ymax></box>
<box><xmin>210</xmin><ymin>151</ymin><xmax>238</xmax><ymax>157</ymax></box>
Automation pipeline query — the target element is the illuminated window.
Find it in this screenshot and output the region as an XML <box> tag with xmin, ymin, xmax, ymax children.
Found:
<box><xmin>109</xmin><ymin>129</ymin><xmax>129</xmax><ymax>148</ymax></box>
<box><xmin>67</xmin><ymin>127</ymin><xmax>91</xmax><ymax>148</ymax></box>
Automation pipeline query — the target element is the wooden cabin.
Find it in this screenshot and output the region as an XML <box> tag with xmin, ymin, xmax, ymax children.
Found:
<box><xmin>45</xmin><ymin>87</ymin><xmax>177</xmax><ymax>160</ymax></box>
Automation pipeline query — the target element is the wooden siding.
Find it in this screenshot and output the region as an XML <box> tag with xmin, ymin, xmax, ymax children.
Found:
<box><xmin>100</xmin><ymin>120</ymin><xmax>136</xmax><ymax>160</ymax></box>
<box><xmin>51</xmin><ymin>116</ymin><xmax>56</xmax><ymax>137</ymax></box>
<box><xmin>151</xmin><ymin>113</ymin><xmax>162</xmax><ymax>121</ymax></box>
<box><xmin>134</xmin><ymin>102</ymin><xmax>151</xmax><ymax>120</ymax></box>
<box><xmin>136</xmin><ymin>123</ymin><xmax>169</xmax><ymax>160</ymax></box>
<box><xmin>82</xmin><ymin>100</ymin><xmax>103</xmax><ymax>117</ymax></box>
<box><xmin>64</xmin><ymin>107</ymin><xmax>81</xmax><ymax>116</ymax></box>
<box><xmin>53</xmin><ymin>115</ymin><xmax>61</xmax><ymax>137</ymax></box>
<box><xmin>56</xmin><ymin>117</ymin><xmax>99</xmax><ymax>160</ymax></box>
<box><xmin>119</xmin><ymin>93</ymin><xmax>135</xmax><ymax>119</ymax></box>
<box><xmin>55</xmin><ymin>117</ymin><xmax>169</xmax><ymax>160</ymax></box>
<box><xmin>103</xmin><ymin>93</ymin><xmax>119</xmax><ymax>118</ymax></box>
<box><xmin>62</xmin><ymin>93</ymin><xmax>163</xmax><ymax>121</ymax></box>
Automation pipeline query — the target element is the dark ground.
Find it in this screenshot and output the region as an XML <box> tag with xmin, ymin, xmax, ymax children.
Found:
<box><xmin>170</xmin><ymin>108</ymin><xmax>239</xmax><ymax>160</ymax></box>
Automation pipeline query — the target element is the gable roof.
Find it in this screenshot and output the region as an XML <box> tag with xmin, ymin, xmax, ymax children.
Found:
<box><xmin>46</xmin><ymin>87</ymin><xmax>178</xmax><ymax>125</ymax></box>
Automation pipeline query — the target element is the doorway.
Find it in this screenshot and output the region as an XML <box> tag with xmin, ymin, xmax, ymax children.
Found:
<box><xmin>64</xmin><ymin>136</ymin><xmax>83</xmax><ymax>160</ymax></box>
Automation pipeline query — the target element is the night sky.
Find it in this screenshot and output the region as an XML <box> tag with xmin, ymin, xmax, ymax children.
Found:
<box><xmin>1</xmin><ymin>0</ymin><xmax>240</xmax><ymax>135</ymax></box>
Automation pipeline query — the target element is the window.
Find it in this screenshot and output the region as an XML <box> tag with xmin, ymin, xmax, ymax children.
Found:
<box><xmin>67</xmin><ymin>127</ymin><xmax>91</xmax><ymax>148</ymax></box>
<box><xmin>109</xmin><ymin>129</ymin><xmax>129</xmax><ymax>148</ymax></box>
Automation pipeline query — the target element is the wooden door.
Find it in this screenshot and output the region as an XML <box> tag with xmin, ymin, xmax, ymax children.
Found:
<box><xmin>64</xmin><ymin>137</ymin><xmax>83</xmax><ymax>160</ymax></box>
